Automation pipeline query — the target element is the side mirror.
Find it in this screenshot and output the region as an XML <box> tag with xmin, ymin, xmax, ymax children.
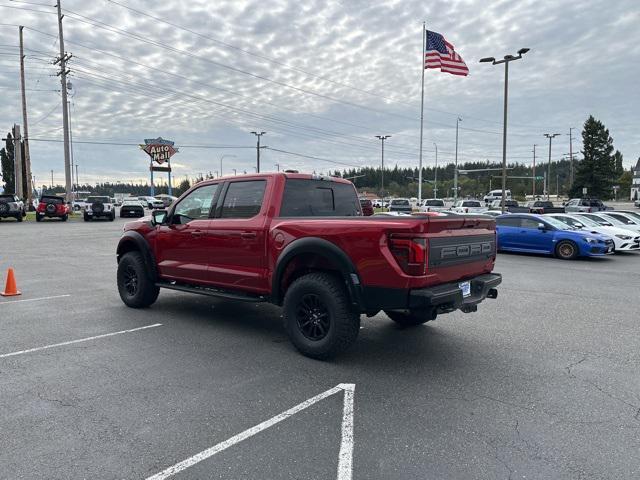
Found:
<box><xmin>575</xmin><ymin>223</ymin><xmax>584</xmax><ymax>228</ymax></box>
<box><xmin>537</xmin><ymin>223</ymin><xmax>546</xmax><ymax>230</ymax></box>
<box><xmin>151</xmin><ymin>209</ymin><xmax>168</xmax><ymax>226</ymax></box>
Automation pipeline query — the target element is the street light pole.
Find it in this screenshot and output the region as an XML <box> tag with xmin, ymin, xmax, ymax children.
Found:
<box><xmin>250</xmin><ymin>131</ymin><xmax>266</xmax><ymax>173</ymax></box>
<box><xmin>454</xmin><ymin>117</ymin><xmax>461</xmax><ymax>201</ymax></box>
<box><xmin>480</xmin><ymin>48</ymin><xmax>530</xmax><ymax>213</ymax></box>
<box><xmin>544</xmin><ymin>133</ymin><xmax>560</xmax><ymax>200</ymax></box>
<box><xmin>532</xmin><ymin>144</ymin><xmax>537</xmax><ymax>198</ymax></box>
<box><xmin>219</xmin><ymin>154</ymin><xmax>236</xmax><ymax>177</ymax></box>
<box><xmin>375</xmin><ymin>135</ymin><xmax>391</xmax><ymax>210</ymax></box>
<box><xmin>433</xmin><ymin>142</ymin><xmax>438</xmax><ymax>198</ymax></box>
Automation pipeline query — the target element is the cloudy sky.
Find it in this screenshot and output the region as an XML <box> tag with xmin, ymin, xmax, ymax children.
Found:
<box><xmin>0</xmin><ymin>0</ymin><xmax>638</xmax><ymax>186</ymax></box>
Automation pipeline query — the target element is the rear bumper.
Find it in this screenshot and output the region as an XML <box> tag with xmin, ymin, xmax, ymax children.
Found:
<box><xmin>408</xmin><ymin>273</ymin><xmax>502</xmax><ymax>311</ymax></box>
<box><xmin>360</xmin><ymin>273</ymin><xmax>502</xmax><ymax>313</ymax></box>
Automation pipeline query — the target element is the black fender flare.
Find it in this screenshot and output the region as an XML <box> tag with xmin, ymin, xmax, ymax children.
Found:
<box><xmin>272</xmin><ymin>237</ymin><xmax>364</xmax><ymax>311</ymax></box>
<box><xmin>116</xmin><ymin>231</ymin><xmax>158</xmax><ymax>281</ymax></box>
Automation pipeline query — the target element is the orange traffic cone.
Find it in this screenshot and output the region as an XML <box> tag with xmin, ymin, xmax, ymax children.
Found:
<box><xmin>1</xmin><ymin>268</ymin><xmax>21</xmax><ymax>296</ymax></box>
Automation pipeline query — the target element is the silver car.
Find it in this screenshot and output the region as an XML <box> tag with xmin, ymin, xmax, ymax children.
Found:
<box><xmin>0</xmin><ymin>194</ymin><xmax>26</xmax><ymax>222</ymax></box>
<box><xmin>564</xmin><ymin>198</ymin><xmax>610</xmax><ymax>212</ymax></box>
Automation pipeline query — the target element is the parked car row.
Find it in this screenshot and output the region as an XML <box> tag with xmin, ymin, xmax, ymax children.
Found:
<box><xmin>495</xmin><ymin>210</ymin><xmax>640</xmax><ymax>260</ymax></box>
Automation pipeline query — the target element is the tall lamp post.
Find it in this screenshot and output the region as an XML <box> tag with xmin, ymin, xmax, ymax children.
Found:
<box><xmin>454</xmin><ymin>117</ymin><xmax>462</xmax><ymax>201</ymax></box>
<box><xmin>375</xmin><ymin>135</ymin><xmax>391</xmax><ymax>210</ymax></box>
<box><xmin>219</xmin><ymin>154</ymin><xmax>236</xmax><ymax>177</ymax></box>
<box><xmin>480</xmin><ymin>47</ymin><xmax>530</xmax><ymax>213</ymax></box>
<box><xmin>544</xmin><ymin>133</ymin><xmax>560</xmax><ymax>200</ymax></box>
<box><xmin>433</xmin><ymin>142</ymin><xmax>438</xmax><ymax>198</ymax></box>
<box><xmin>250</xmin><ymin>131</ymin><xmax>266</xmax><ymax>173</ymax></box>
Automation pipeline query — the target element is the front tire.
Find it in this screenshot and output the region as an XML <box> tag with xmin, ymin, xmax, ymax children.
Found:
<box><xmin>35</xmin><ymin>213</ymin><xmax>42</xmax><ymax>222</ymax></box>
<box><xmin>61</xmin><ymin>214</ymin><xmax>68</xmax><ymax>222</ymax></box>
<box><xmin>283</xmin><ymin>273</ymin><xmax>360</xmax><ymax>359</ymax></box>
<box><xmin>16</xmin><ymin>214</ymin><xmax>23</xmax><ymax>222</ymax></box>
<box><xmin>117</xmin><ymin>251</ymin><xmax>159</xmax><ymax>308</ymax></box>
<box><xmin>83</xmin><ymin>213</ymin><xmax>90</xmax><ymax>222</ymax></box>
<box><xmin>555</xmin><ymin>240</ymin><xmax>578</xmax><ymax>260</ymax></box>
<box><xmin>385</xmin><ymin>309</ymin><xmax>436</xmax><ymax>326</ymax></box>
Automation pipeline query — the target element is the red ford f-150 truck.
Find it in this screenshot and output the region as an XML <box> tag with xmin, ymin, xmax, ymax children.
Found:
<box><xmin>116</xmin><ymin>173</ymin><xmax>501</xmax><ymax>358</ymax></box>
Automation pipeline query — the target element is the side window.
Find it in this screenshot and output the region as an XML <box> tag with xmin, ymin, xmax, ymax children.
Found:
<box><xmin>220</xmin><ymin>180</ymin><xmax>266</xmax><ymax>219</ymax></box>
<box><xmin>173</xmin><ymin>184</ymin><xmax>218</xmax><ymax>223</ymax></box>
<box><xmin>496</xmin><ymin>217</ymin><xmax>520</xmax><ymax>227</ymax></box>
<box><xmin>520</xmin><ymin>218</ymin><xmax>541</xmax><ymax>229</ymax></box>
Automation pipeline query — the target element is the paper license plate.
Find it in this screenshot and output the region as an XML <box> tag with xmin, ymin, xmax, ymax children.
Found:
<box><xmin>459</xmin><ymin>281</ymin><xmax>471</xmax><ymax>297</ymax></box>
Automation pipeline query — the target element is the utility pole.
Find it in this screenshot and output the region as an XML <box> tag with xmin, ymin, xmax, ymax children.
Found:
<box><xmin>275</xmin><ymin>163</ymin><xmax>280</xmax><ymax>172</ymax></box>
<box><xmin>454</xmin><ymin>117</ymin><xmax>461</xmax><ymax>201</ymax></box>
<box><xmin>51</xmin><ymin>169</ymin><xmax>53</xmax><ymax>189</ymax></box>
<box><xmin>68</xmin><ymin>99</ymin><xmax>75</xmax><ymax>192</ymax></box>
<box><xmin>75</xmin><ymin>164</ymin><xmax>78</xmax><ymax>189</ymax></box>
<box><xmin>544</xmin><ymin>133</ymin><xmax>560</xmax><ymax>200</ymax></box>
<box><xmin>54</xmin><ymin>0</ymin><xmax>72</xmax><ymax>203</ymax></box>
<box><xmin>433</xmin><ymin>142</ymin><xmax>438</xmax><ymax>198</ymax></box>
<box><xmin>250</xmin><ymin>131</ymin><xmax>266</xmax><ymax>173</ymax></box>
<box><xmin>568</xmin><ymin>127</ymin><xmax>574</xmax><ymax>187</ymax></box>
<box><xmin>375</xmin><ymin>135</ymin><xmax>391</xmax><ymax>210</ymax></box>
<box><xmin>532</xmin><ymin>144</ymin><xmax>537</xmax><ymax>198</ymax></box>
<box><xmin>13</xmin><ymin>125</ymin><xmax>24</xmax><ymax>198</ymax></box>
<box><xmin>19</xmin><ymin>26</ymin><xmax>33</xmax><ymax>207</ymax></box>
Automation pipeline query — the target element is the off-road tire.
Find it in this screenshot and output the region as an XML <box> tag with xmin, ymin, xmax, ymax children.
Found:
<box><xmin>110</xmin><ymin>211</ymin><xmax>115</xmax><ymax>221</ymax></box>
<box><xmin>117</xmin><ymin>251</ymin><xmax>159</xmax><ymax>308</ymax></box>
<box><xmin>83</xmin><ymin>213</ymin><xmax>90</xmax><ymax>222</ymax></box>
<box><xmin>35</xmin><ymin>213</ymin><xmax>42</xmax><ymax>222</ymax></box>
<box><xmin>555</xmin><ymin>240</ymin><xmax>578</xmax><ymax>260</ymax></box>
<box><xmin>61</xmin><ymin>214</ymin><xmax>68</xmax><ymax>222</ymax></box>
<box><xmin>385</xmin><ymin>309</ymin><xmax>436</xmax><ymax>327</ymax></box>
<box><xmin>16</xmin><ymin>213</ymin><xmax>23</xmax><ymax>222</ymax></box>
<box><xmin>283</xmin><ymin>272</ymin><xmax>360</xmax><ymax>359</ymax></box>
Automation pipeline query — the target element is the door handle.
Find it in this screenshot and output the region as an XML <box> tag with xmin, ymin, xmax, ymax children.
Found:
<box><xmin>190</xmin><ymin>230</ymin><xmax>204</xmax><ymax>237</ymax></box>
<box><xmin>240</xmin><ymin>232</ymin><xmax>257</xmax><ymax>239</ymax></box>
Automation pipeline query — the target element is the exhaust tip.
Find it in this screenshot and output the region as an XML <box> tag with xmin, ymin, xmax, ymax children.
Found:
<box><xmin>487</xmin><ymin>288</ymin><xmax>498</xmax><ymax>299</ymax></box>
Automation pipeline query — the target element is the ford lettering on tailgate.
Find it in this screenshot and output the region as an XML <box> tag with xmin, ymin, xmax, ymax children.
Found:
<box><xmin>429</xmin><ymin>235</ymin><xmax>495</xmax><ymax>267</ymax></box>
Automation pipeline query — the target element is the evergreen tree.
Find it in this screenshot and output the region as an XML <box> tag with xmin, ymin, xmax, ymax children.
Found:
<box><xmin>570</xmin><ymin>116</ymin><xmax>616</xmax><ymax>199</ymax></box>
<box><xmin>1</xmin><ymin>132</ymin><xmax>15</xmax><ymax>194</ymax></box>
<box><xmin>613</xmin><ymin>150</ymin><xmax>624</xmax><ymax>177</ymax></box>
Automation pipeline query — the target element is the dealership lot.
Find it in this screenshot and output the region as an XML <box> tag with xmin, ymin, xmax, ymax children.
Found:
<box><xmin>1</xmin><ymin>218</ymin><xmax>639</xmax><ymax>479</ymax></box>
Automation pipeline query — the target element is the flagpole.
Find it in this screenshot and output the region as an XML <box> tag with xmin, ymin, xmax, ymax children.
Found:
<box><xmin>418</xmin><ymin>22</ymin><xmax>426</xmax><ymax>202</ymax></box>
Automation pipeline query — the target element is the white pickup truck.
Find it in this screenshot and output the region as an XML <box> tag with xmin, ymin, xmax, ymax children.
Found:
<box><xmin>451</xmin><ymin>199</ymin><xmax>488</xmax><ymax>214</ymax></box>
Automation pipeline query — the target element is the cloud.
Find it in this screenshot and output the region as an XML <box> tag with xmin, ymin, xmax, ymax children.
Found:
<box><xmin>0</xmin><ymin>0</ymin><xmax>638</xmax><ymax>187</ymax></box>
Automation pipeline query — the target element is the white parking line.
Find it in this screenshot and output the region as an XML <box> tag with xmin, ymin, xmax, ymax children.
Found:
<box><xmin>146</xmin><ymin>383</ymin><xmax>356</xmax><ymax>480</ymax></box>
<box><xmin>0</xmin><ymin>323</ymin><xmax>162</xmax><ymax>359</ymax></box>
<box><xmin>0</xmin><ymin>294</ymin><xmax>71</xmax><ymax>305</ymax></box>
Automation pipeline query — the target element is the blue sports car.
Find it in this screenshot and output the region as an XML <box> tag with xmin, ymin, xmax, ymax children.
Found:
<box><xmin>495</xmin><ymin>213</ymin><xmax>614</xmax><ymax>259</ymax></box>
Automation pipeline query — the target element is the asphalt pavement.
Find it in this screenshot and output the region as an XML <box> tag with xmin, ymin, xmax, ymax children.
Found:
<box><xmin>1</xmin><ymin>215</ymin><xmax>639</xmax><ymax>479</ymax></box>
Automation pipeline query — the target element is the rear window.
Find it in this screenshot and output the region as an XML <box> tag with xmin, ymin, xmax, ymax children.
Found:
<box><xmin>425</xmin><ymin>200</ymin><xmax>444</xmax><ymax>206</ymax></box>
<box><xmin>0</xmin><ymin>195</ymin><xmax>16</xmax><ymax>201</ymax></box>
<box><xmin>463</xmin><ymin>201</ymin><xmax>481</xmax><ymax>207</ymax></box>
<box><xmin>40</xmin><ymin>196</ymin><xmax>63</xmax><ymax>204</ymax></box>
<box><xmin>280</xmin><ymin>179</ymin><xmax>361</xmax><ymax>217</ymax></box>
<box><xmin>391</xmin><ymin>199</ymin><xmax>409</xmax><ymax>206</ymax></box>
<box><xmin>87</xmin><ymin>196</ymin><xmax>110</xmax><ymax>203</ymax></box>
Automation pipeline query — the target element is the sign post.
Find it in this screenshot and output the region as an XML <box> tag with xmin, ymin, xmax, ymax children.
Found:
<box><xmin>140</xmin><ymin>137</ymin><xmax>178</xmax><ymax>197</ymax></box>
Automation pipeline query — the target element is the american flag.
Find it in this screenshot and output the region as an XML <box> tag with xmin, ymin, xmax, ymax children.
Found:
<box><xmin>425</xmin><ymin>30</ymin><xmax>469</xmax><ymax>76</ymax></box>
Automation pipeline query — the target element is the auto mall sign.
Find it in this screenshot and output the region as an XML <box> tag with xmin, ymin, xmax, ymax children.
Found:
<box><xmin>140</xmin><ymin>137</ymin><xmax>178</xmax><ymax>165</ymax></box>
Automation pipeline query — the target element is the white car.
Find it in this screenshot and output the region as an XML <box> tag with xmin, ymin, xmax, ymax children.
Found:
<box><xmin>573</xmin><ymin>212</ymin><xmax>640</xmax><ymax>235</ymax></box>
<box><xmin>138</xmin><ymin>196</ymin><xmax>165</xmax><ymax>209</ymax></box>
<box><xmin>83</xmin><ymin>195</ymin><xmax>115</xmax><ymax>221</ymax></box>
<box><xmin>451</xmin><ymin>199</ymin><xmax>487</xmax><ymax>214</ymax></box>
<box><xmin>547</xmin><ymin>214</ymin><xmax>640</xmax><ymax>252</ymax></box>
<box><xmin>418</xmin><ymin>198</ymin><xmax>447</xmax><ymax>213</ymax></box>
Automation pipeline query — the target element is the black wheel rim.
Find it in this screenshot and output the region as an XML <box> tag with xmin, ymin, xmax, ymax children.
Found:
<box><xmin>123</xmin><ymin>265</ymin><xmax>139</xmax><ymax>296</ymax></box>
<box><xmin>296</xmin><ymin>294</ymin><xmax>330</xmax><ymax>341</ymax></box>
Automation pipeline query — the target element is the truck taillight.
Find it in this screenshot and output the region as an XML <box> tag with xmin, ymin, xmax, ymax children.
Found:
<box><xmin>389</xmin><ymin>237</ymin><xmax>427</xmax><ymax>276</ymax></box>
